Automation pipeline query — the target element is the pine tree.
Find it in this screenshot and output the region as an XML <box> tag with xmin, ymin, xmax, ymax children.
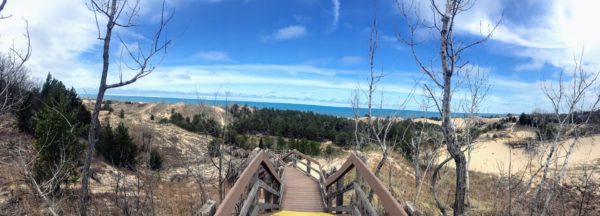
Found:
<box><xmin>149</xmin><ymin>150</ymin><xmax>163</xmax><ymax>170</ymax></box>
<box><xmin>112</xmin><ymin>122</ymin><xmax>138</xmax><ymax>169</ymax></box>
<box><xmin>96</xmin><ymin>122</ymin><xmax>114</xmax><ymax>160</ymax></box>
<box><xmin>97</xmin><ymin>122</ymin><xmax>138</xmax><ymax>169</ymax></box>
<box><xmin>33</xmin><ymin>94</ymin><xmax>86</xmax><ymax>192</ymax></box>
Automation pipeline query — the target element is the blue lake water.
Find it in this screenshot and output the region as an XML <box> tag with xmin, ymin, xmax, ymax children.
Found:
<box><xmin>81</xmin><ymin>94</ymin><xmax>500</xmax><ymax>118</ymax></box>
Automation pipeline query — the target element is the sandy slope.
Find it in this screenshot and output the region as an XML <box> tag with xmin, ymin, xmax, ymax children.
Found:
<box><xmin>440</xmin><ymin>128</ymin><xmax>600</xmax><ymax>175</ymax></box>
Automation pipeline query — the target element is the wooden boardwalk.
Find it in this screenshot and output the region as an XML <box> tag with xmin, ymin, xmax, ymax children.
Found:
<box><xmin>280</xmin><ymin>166</ymin><xmax>324</xmax><ymax>212</ymax></box>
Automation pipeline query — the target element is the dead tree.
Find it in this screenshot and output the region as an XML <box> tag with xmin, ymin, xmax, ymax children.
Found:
<box><xmin>398</xmin><ymin>0</ymin><xmax>500</xmax><ymax>214</ymax></box>
<box><xmin>79</xmin><ymin>0</ymin><xmax>172</xmax><ymax>215</ymax></box>
<box><xmin>461</xmin><ymin>68</ymin><xmax>490</xmax><ymax>205</ymax></box>
<box><xmin>530</xmin><ymin>51</ymin><xmax>600</xmax><ymax>215</ymax></box>
<box><xmin>351</xmin><ymin>17</ymin><xmax>412</xmax><ymax>178</ymax></box>
<box><xmin>0</xmin><ymin>0</ymin><xmax>31</xmax><ymax>115</ymax></box>
<box><xmin>412</xmin><ymin>96</ymin><xmax>445</xmax><ymax>203</ymax></box>
<box><xmin>0</xmin><ymin>0</ymin><xmax>9</xmax><ymax>19</ymax></box>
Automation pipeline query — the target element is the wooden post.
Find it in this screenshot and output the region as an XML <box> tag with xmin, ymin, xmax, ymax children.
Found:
<box><xmin>355</xmin><ymin>169</ymin><xmax>363</xmax><ymax>214</ymax></box>
<box><xmin>336</xmin><ymin>178</ymin><xmax>344</xmax><ymax>212</ymax></box>
<box><xmin>293</xmin><ymin>156</ymin><xmax>297</xmax><ymax>168</ymax></box>
<box><xmin>307</xmin><ymin>160</ymin><xmax>311</xmax><ymax>176</ymax></box>
<box><xmin>326</xmin><ymin>185</ymin><xmax>332</xmax><ymax>212</ymax></box>
<box><xmin>264</xmin><ymin>174</ymin><xmax>272</xmax><ymax>211</ymax></box>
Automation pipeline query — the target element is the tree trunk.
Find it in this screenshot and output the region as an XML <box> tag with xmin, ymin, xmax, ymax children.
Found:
<box><xmin>80</xmin><ymin>1</ymin><xmax>117</xmax><ymax>215</ymax></box>
<box><xmin>439</xmin><ymin>1</ymin><xmax>467</xmax><ymax>214</ymax></box>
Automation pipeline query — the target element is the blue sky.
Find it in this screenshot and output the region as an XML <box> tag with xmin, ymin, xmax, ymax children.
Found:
<box><xmin>1</xmin><ymin>0</ymin><xmax>600</xmax><ymax>114</ymax></box>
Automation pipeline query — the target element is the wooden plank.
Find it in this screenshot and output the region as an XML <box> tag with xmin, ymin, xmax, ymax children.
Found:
<box><xmin>258</xmin><ymin>180</ymin><xmax>280</xmax><ymax>197</ymax></box>
<box><xmin>352</xmin><ymin>205</ymin><xmax>361</xmax><ymax>216</ymax></box>
<box><xmin>280</xmin><ymin>166</ymin><xmax>325</xmax><ymax>212</ymax></box>
<box><xmin>326</xmin><ymin>180</ymin><xmax>354</xmax><ymax>200</ymax></box>
<box><xmin>329</xmin><ymin>205</ymin><xmax>352</xmax><ymax>214</ymax></box>
<box><xmin>239</xmin><ymin>181</ymin><xmax>261</xmax><ymax>216</ymax></box>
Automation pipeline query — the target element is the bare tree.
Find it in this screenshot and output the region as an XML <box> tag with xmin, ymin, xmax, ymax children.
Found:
<box><xmin>0</xmin><ymin>0</ymin><xmax>31</xmax><ymax>115</ymax></box>
<box><xmin>461</xmin><ymin>68</ymin><xmax>491</xmax><ymax>205</ymax></box>
<box><xmin>79</xmin><ymin>0</ymin><xmax>172</xmax><ymax>214</ymax></box>
<box><xmin>398</xmin><ymin>0</ymin><xmax>500</xmax><ymax>214</ymax></box>
<box><xmin>12</xmin><ymin>106</ymin><xmax>85</xmax><ymax>216</ymax></box>
<box><xmin>351</xmin><ymin>17</ymin><xmax>413</xmax><ymax>178</ymax></box>
<box><xmin>208</xmin><ymin>92</ymin><xmax>233</xmax><ymax>202</ymax></box>
<box><xmin>412</xmin><ymin>96</ymin><xmax>445</xmax><ymax>203</ymax></box>
<box><xmin>14</xmin><ymin>139</ymin><xmax>63</xmax><ymax>216</ymax></box>
<box><xmin>530</xmin><ymin>51</ymin><xmax>600</xmax><ymax>215</ymax></box>
<box><xmin>0</xmin><ymin>0</ymin><xmax>9</xmax><ymax>19</ymax></box>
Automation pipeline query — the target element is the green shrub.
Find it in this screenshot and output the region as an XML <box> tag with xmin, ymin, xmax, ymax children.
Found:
<box><xmin>16</xmin><ymin>89</ymin><xmax>39</xmax><ymax>133</ymax></box>
<box><xmin>208</xmin><ymin>138</ymin><xmax>221</xmax><ymax>157</ymax></box>
<box><xmin>324</xmin><ymin>145</ymin><xmax>334</xmax><ymax>157</ymax></box>
<box><xmin>101</xmin><ymin>101</ymin><xmax>114</xmax><ymax>113</ymax></box>
<box><xmin>276</xmin><ymin>136</ymin><xmax>287</xmax><ymax>150</ymax></box>
<box><xmin>17</xmin><ymin>74</ymin><xmax>90</xmax><ymax>135</ymax></box>
<box><xmin>149</xmin><ymin>150</ymin><xmax>163</xmax><ymax>170</ymax></box>
<box><xmin>33</xmin><ymin>94</ymin><xmax>86</xmax><ymax>191</ymax></box>
<box><xmin>119</xmin><ymin>109</ymin><xmax>125</xmax><ymax>119</ymax></box>
<box><xmin>537</xmin><ymin>123</ymin><xmax>558</xmax><ymax>141</ymax></box>
<box><xmin>168</xmin><ymin>111</ymin><xmax>222</xmax><ymax>137</ymax></box>
<box><xmin>96</xmin><ymin>122</ymin><xmax>138</xmax><ymax>169</ymax></box>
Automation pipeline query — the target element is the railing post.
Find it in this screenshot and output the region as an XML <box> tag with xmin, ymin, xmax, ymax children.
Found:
<box><xmin>336</xmin><ymin>178</ymin><xmax>344</xmax><ymax>213</ymax></box>
<box><xmin>355</xmin><ymin>168</ymin><xmax>363</xmax><ymax>215</ymax></box>
<box><xmin>264</xmin><ymin>174</ymin><xmax>272</xmax><ymax>211</ymax></box>
<box><xmin>307</xmin><ymin>160</ymin><xmax>311</xmax><ymax>176</ymax></box>
<box><xmin>326</xmin><ymin>185</ymin><xmax>332</xmax><ymax>212</ymax></box>
<box><xmin>293</xmin><ymin>156</ymin><xmax>297</xmax><ymax>168</ymax></box>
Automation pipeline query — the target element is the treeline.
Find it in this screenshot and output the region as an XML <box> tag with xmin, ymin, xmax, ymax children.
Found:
<box><xmin>163</xmin><ymin>103</ymin><xmax>441</xmax><ymax>159</ymax></box>
<box><xmin>159</xmin><ymin>109</ymin><xmax>221</xmax><ymax>137</ymax></box>
<box><xmin>228</xmin><ymin>105</ymin><xmax>355</xmax><ymax>145</ymax></box>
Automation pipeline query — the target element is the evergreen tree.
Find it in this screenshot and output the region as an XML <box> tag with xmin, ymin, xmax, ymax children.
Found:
<box><xmin>16</xmin><ymin>88</ymin><xmax>39</xmax><ymax>133</ymax></box>
<box><xmin>111</xmin><ymin>122</ymin><xmax>138</xmax><ymax>169</ymax></box>
<box><xmin>20</xmin><ymin>74</ymin><xmax>90</xmax><ymax>135</ymax></box>
<box><xmin>208</xmin><ymin>138</ymin><xmax>221</xmax><ymax>157</ymax></box>
<box><xmin>33</xmin><ymin>94</ymin><xmax>86</xmax><ymax>192</ymax></box>
<box><xmin>119</xmin><ymin>109</ymin><xmax>125</xmax><ymax>119</ymax></box>
<box><xmin>149</xmin><ymin>150</ymin><xmax>163</xmax><ymax>170</ymax></box>
<box><xmin>96</xmin><ymin>122</ymin><xmax>114</xmax><ymax>160</ymax></box>
<box><xmin>97</xmin><ymin>122</ymin><xmax>138</xmax><ymax>169</ymax></box>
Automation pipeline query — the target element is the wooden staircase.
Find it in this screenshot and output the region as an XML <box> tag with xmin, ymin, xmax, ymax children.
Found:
<box><xmin>212</xmin><ymin>149</ymin><xmax>409</xmax><ymax>216</ymax></box>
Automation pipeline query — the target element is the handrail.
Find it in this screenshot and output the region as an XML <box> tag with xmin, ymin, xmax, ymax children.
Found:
<box><xmin>281</xmin><ymin>149</ymin><xmax>323</xmax><ymax>168</ymax></box>
<box><xmin>324</xmin><ymin>152</ymin><xmax>408</xmax><ymax>216</ymax></box>
<box><xmin>215</xmin><ymin>149</ymin><xmax>408</xmax><ymax>216</ymax></box>
<box><xmin>215</xmin><ymin>150</ymin><xmax>282</xmax><ymax>216</ymax></box>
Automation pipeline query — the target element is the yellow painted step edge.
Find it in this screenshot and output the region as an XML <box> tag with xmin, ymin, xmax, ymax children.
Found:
<box><xmin>273</xmin><ymin>210</ymin><xmax>334</xmax><ymax>216</ymax></box>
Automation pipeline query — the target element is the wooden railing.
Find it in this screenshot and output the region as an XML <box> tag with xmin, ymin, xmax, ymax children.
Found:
<box><xmin>323</xmin><ymin>152</ymin><xmax>408</xmax><ymax>216</ymax></box>
<box><xmin>282</xmin><ymin>150</ymin><xmax>408</xmax><ymax>216</ymax></box>
<box><xmin>214</xmin><ymin>149</ymin><xmax>409</xmax><ymax>216</ymax></box>
<box><xmin>214</xmin><ymin>150</ymin><xmax>282</xmax><ymax>216</ymax></box>
<box><xmin>280</xmin><ymin>150</ymin><xmax>329</xmax><ymax>209</ymax></box>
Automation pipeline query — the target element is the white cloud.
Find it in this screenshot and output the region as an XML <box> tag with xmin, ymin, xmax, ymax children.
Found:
<box><xmin>0</xmin><ymin>0</ymin><xmax>98</xmax><ymax>82</ymax></box>
<box><xmin>263</xmin><ymin>25</ymin><xmax>307</xmax><ymax>41</ymax></box>
<box><xmin>194</xmin><ymin>51</ymin><xmax>231</xmax><ymax>61</ymax></box>
<box><xmin>332</xmin><ymin>0</ymin><xmax>340</xmax><ymax>27</ymax></box>
<box><xmin>457</xmin><ymin>0</ymin><xmax>600</xmax><ymax>72</ymax></box>
<box><xmin>399</xmin><ymin>0</ymin><xmax>600</xmax><ymax>73</ymax></box>
<box><xmin>340</xmin><ymin>56</ymin><xmax>363</xmax><ymax>65</ymax></box>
